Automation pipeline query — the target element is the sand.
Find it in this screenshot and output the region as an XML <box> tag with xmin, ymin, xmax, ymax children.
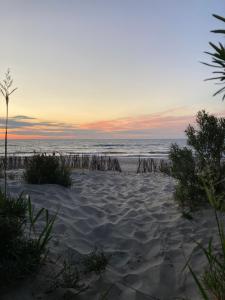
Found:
<box><xmin>1</xmin><ymin>158</ymin><xmax>220</xmax><ymax>300</ymax></box>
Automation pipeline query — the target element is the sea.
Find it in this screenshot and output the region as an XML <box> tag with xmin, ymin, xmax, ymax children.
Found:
<box><xmin>0</xmin><ymin>139</ymin><xmax>186</xmax><ymax>159</ymax></box>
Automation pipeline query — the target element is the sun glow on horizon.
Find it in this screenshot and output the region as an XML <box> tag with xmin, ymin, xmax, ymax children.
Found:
<box><xmin>0</xmin><ymin>106</ymin><xmax>222</xmax><ymax>140</ymax></box>
<box><xmin>0</xmin><ymin>1</ymin><xmax>224</xmax><ymax>139</ymax></box>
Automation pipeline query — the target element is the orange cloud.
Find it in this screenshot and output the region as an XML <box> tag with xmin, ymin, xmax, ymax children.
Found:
<box><xmin>80</xmin><ymin>112</ymin><xmax>195</xmax><ymax>132</ymax></box>
<box><xmin>0</xmin><ymin>108</ymin><xmax>224</xmax><ymax>139</ymax></box>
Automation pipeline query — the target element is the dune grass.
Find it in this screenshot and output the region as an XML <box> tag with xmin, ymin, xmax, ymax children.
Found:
<box><xmin>0</xmin><ymin>191</ymin><xmax>56</xmax><ymax>286</ymax></box>
<box><xmin>24</xmin><ymin>154</ymin><xmax>72</xmax><ymax>187</ymax></box>
<box><xmin>187</xmin><ymin>183</ymin><xmax>225</xmax><ymax>300</ymax></box>
<box><xmin>0</xmin><ymin>69</ymin><xmax>17</xmax><ymax>196</ymax></box>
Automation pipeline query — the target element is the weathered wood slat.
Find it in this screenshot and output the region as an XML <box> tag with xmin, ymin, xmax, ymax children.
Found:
<box><xmin>136</xmin><ymin>157</ymin><xmax>171</xmax><ymax>174</ymax></box>
<box><xmin>0</xmin><ymin>154</ymin><xmax>122</xmax><ymax>172</ymax></box>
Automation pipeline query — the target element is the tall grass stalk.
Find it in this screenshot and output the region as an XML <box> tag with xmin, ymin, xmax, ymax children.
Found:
<box><xmin>0</xmin><ymin>70</ymin><xmax>57</xmax><ymax>286</ymax></box>
<box><xmin>0</xmin><ymin>69</ymin><xmax>17</xmax><ymax>196</ymax></box>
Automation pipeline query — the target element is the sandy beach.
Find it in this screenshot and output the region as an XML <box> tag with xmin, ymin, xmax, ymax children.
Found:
<box><xmin>1</xmin><ymin>0</ymin><xmax>224</xmax><ymax>298</ymax></box>
<box><xmin>2</xmin><ymin>158</ymin><xmax>220</xmax><ymax>300</ymax></box>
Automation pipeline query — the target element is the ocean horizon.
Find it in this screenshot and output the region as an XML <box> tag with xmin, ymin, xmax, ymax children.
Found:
<box><xmin>0</xmin><ymin>138</ymin><xmax>186</xmax><ymax>159</ymax></box>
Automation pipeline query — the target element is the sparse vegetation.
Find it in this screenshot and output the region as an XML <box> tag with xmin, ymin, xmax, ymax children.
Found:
<box><xmin>83</xmin><ymin>247</ymin><xmax>110</xmax><ymax>275</ymax></box>
<box><xmin>24</xmin><ymin>154</ymin><xmax>72</xmax><ymax>187</ymax></box>
<box><xmin>50</xmin><ymin>247</ymin><xmax>110</xmax><ymax>297</ymax></box>
<box><xmin>53</xmin><ymin>259</ymin><xmax>88</xmax><ymax>295</ymax></box>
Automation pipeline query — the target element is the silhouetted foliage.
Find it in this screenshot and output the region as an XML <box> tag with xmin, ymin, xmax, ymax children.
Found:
<box><xmin>0</xmin><ymin>191</ymin><xmax>56</xmax><ymax>286</ymax></box>
<box><xmin>0</xmin><ymin>69</ymin><xmax>17</xmax><ymax>195</ymax></box>
<box><xmin>203</xmin><ymin>14</ymin><xmax>225</xmax><ymax>100</ymax></box>
<box><xmin>0</xmin><ymin>70</ymin><xmax>56</xmax><ymax>289</ymax></box>
<box><xmin>24</xmin><ymin>154</ymin><xmax>72</xmax><ymax>187</ymax></box>
<box><xmin>169</xmin><ymin>110</ymin><xmax>225</xmax><ymax>209</ymax></box>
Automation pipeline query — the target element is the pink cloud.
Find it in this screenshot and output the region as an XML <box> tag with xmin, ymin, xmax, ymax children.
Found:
<box><xmin>80</xmin><ymin>110</ymin><xmax>195</xmax><ymax>133</ymax></box>
<box><xmin>3</xmin><ymin>107</ymin><xmax>225</xmax><ymax>139</ymax></box>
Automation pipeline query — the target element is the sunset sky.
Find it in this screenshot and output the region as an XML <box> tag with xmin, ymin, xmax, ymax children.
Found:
<box><xmin>0</xmin><ymin>0</ymin><xmax>224</xmax><ymax>139</ymax></box>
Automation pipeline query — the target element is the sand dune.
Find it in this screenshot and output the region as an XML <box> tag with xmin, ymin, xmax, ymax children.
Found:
<box><xmin>2</xmin><ymin>162</ymin><xmax>220</xmax><ymax>300</ymax></box>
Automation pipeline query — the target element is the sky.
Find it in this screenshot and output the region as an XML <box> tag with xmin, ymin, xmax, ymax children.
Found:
<box><xmin>0</xmin><ymin>0</ymin><xmax>224</xmax><ymax>139</ymax></box>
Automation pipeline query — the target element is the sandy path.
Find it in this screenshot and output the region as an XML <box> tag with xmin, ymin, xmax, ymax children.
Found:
<box><xmin>2</xmin><ymin>169</ymin><xmax>219</xmax><ymax>300</ymax></box>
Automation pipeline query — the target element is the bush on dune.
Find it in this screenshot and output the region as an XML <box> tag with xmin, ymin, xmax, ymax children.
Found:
<box><xmin>169</xmin><ymin>143</ymin><xmax>204</xmax><ymax>208</ymax></box>
<box><xmin>169</xmin><ymin>110</ymin><xmax>225</xmax><ymax>209</ymax></box>
<box><xmin>24</xmin><ymin>154</ymin><xmax>72</xmax><ymax>187</ymax></box>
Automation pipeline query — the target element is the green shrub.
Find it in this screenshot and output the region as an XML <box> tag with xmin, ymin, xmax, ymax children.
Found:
<box><xmin>186</xmin><ymin>111</ymin><xmax>225</xmax><ymax>174</ymax></box>
<box><xmin>24</xmin><ymin>154</ymin><xmax>72</xmax><ymax>187</ymax></box>
<box><xmin>0</xmin><ymin>191</ymin><xmax>56</xmax><ymax>286</ymax></box>
<box><xmin>169</xmin><ymin>110</ymin><xmax>225</xmax><ymax>208</ymax></box>
<box><xmin>170</xmin><ymin>144</ymin><xmax>205</xmax><ymax>209</ymax></box>
<box><xmin>170</xmin><ymin>144</ymin><xmax>197</xmax><ymax>183</ymax></box>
